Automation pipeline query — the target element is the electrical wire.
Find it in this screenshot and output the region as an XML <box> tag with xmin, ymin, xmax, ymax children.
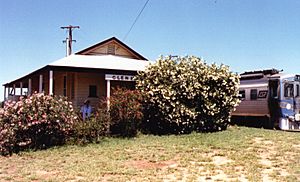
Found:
<box><xmin>123</xmin><ymin>0</ymin><xmax>150</xmax><ymax>41</ymax></box>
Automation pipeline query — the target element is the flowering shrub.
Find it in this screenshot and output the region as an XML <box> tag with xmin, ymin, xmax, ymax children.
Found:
<box><xmin>70</xmin><ymin>108</ymin><xmax>110</xmax><ymax>144</ymax></box>
<box><xmin>109</xmin><ymin>88</ymin><xmax>143</xmax><ymax>137</ymax></box>
<box><xmin>136</xmin><ymin>56</ymin><xmax>240</xmax><ymax>134</ymax></box>
<box><xmin>0</xmin><ymin>93</ymin><xmax>77</xmax><ymax>156</ymax></box>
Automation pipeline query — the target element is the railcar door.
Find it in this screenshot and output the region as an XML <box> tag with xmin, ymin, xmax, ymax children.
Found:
<box><xmin>268</xmin><ymin>79</ymin><xmax>280</xmax><ymax>127</ymax></box>
<box><xmin>294</xmin><ymin>81</ymin><xmax>300</xmax><ymax>121</ymax></box>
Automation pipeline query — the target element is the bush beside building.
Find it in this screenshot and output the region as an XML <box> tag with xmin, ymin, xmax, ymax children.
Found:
<box><xmin>136</xmin><ymin>56</ymin><xmax>240</xmax><ymax>134</ymax></box>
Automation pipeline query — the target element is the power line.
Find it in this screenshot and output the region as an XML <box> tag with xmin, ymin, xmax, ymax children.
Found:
<box><xmin>123</xmin><ymin>0</ymin><xmax>150</xmax><ymax>41</ymax></box>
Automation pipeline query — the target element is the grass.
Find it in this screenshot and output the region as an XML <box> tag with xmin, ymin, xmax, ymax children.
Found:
<box><xmin>0</xmin><ymin>126</ymin><xmax>300</xmax><ymax>181</ymax></box>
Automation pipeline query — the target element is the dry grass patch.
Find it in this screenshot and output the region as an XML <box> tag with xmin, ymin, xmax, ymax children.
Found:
<box><xmin>126</xmin><ymin>160</ymin><xmax>178</xmax><ymax>169</ymax></box>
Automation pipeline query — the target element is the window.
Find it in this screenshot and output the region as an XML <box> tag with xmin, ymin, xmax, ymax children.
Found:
<box><xmin>239</xmin><ymin>90</ymin><xmax>245</xmax><ymax>100</ymax></box>
<box><xmin>63</xmin><ymin>76</ymin><xmax>67</xmax><ymax>96</ymax></box>
<box><xmin>70</xmin><ymin>73</ymin><xmax>75</xmax><ymax>99</ymax></box>
<box><xmin>284</xmin><ymin>83</ymin><xmax>294</xmax><ymax>97</ymax></box>
<box><xmin>296</xmin><ymin>84</ymin><xmax>300</xmax><ymax>97</ymax></box>
<box><xmin>250</xmin><ymin>89</ymin><xmax>257</xmax><ymax>100</ymax></box>
<box><xmin>89</xmin><ymin>85</ymin><xmax>97</xmax><ymax>97</ymax></box>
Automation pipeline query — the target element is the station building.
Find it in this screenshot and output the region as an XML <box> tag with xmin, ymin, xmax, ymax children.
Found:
<box><xmin>3</xmin><ymin>37</ymin><xmax>149</xmax><ymax>108</ymax></box>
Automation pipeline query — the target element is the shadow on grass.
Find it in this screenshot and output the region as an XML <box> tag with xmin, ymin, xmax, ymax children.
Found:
<box><xmin>231</xmin><ymin>116</ymin><xmax>274</xmax><ymax>129</ymax></box>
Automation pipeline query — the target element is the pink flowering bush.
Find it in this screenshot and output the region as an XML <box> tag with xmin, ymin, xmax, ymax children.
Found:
<box><xmin>0</xmin><ymin>93</ymin><xmax>78</xmax><ymax>156</ymax></box>
<box><xmin>70</xmin><ymin>107</ymin><xmax>110</xmax><ymax>145</ymax></box>
<box><xmin>108</xmin><ymin>88</ymin><xmax>143</xmax><ymax>137</ymax></box>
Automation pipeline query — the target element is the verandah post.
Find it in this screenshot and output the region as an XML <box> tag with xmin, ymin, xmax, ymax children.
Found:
<box><xmin>107</xmin><ymin>80</ymin><xmax>110</xmax><ymax>110</ymax></box>
<box><xmin>49</xmin><ymin>70</ymin><xmax>53</xmax><ymax>95</ymax></box>
<box><xmin>28</xmin><ymin>79</ymin><xmax>32</xmax><ymax>95</ymax></box>
<box><xmin>39</xmin><ymin>75</ymin><xmax>43</xmax><ymax>93</ymax></box>
<box><xmin>3</xmin><ymin>86</ymin><xmax>6</xmax><ymax>101</ymax></box>
<box><xmin>20</xmin><ymin>82</ymin><xmax>23</xmax><ymax>96</ymax></box>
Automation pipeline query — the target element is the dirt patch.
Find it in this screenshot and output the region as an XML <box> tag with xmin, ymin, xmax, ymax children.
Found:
<box><xmin>34</xmin><ymin>170</ymin><xmax>59</xmax><ymax>181</ymax></box>
<box><xmin>68</xmin><ymin>176</ymin><xmax>85</xmax><ymax>182</ymax></box>
<box><xmin>212</xmin><ymin>156</ymin><xmax>233</xmax><ymax>166</ymax></box>
<box><xmin>126</xmin><ymin>160</ymin><xmax>178</xmax><ymax>169</ymax></box>
<box><xmin>253</xmin><ymin>137</ymin><xmax>274</xmax><ymax>146</ymax></box>
<box><xmin>252</xmin><ymin>137</ymin><xmax>291</xmax><ymax>180</ymax></box>
<box><xmin>253</xmin><ymin>137</ymin><xmax>264</xmax><ymax>143</ymax></box>
<box><xmin>197</xmin><ymin>169</ymin><xmax>230</xmax><ymax>181</ymax></box>
<box><xmin>292</xmin><ymin>144</ymin><xmax>300</xmax><ymax>149</ymax></box>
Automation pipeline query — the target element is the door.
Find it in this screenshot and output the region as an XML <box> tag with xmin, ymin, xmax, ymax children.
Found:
<box><xmin>268</xmin><ymin>79</ymin><xmax>280</xmax><ymax>127</ymax></box>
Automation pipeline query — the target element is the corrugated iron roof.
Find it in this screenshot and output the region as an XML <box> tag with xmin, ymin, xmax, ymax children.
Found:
<box><xmin>49</xmin><ymin>54</ymin><xmax>149</xmax><ymax>71</ymax></box>
<box><xmin>3</xmin><ymin>55</ymin><xmax>150</xmax><ymax>86</ymax></box>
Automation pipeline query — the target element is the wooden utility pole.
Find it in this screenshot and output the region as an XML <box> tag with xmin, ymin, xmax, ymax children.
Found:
<box><xmin>61</xmin><ymin>25</ymin><xmax>80</xmax><ymax>56</ymax></box>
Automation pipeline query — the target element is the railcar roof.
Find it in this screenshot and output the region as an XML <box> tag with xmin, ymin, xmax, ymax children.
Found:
<box><xmin>269</xmin><ymin>73</ymin><xmax>296</xmax><ymax>80</ymax></box>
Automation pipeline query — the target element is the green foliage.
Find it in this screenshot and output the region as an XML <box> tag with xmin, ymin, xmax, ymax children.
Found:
<box><xmin>70</xmin><ymin>108</ymin><xmax>110</xmax><ymax>145</ymax></box>
<box><xmin>0</xmin><ymin>93</ymin><xmax>78</xmax><ymax>156</ymax></box>
<box><xmin>69</xmin><ymin>88</ymin><xmax>143</xmax><ymax>143</ymax></box>
<box><xmin>136</xmin><ymin>55</ymin><xmax>240</xmax><ymax>134</ymax></box>
<box><xmin>109</xmin><ymin>87</ymin><xmax>143</xmax><ymax>137</ymax></box>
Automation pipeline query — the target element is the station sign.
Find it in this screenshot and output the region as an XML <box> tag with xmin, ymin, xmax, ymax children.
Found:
<box><xmin>105</xmin><ymin>74</ymin><xmax>135</xmax><ymax>81</ymax></box>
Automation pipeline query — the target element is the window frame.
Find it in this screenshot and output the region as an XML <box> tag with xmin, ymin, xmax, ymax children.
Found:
<box><xmin>284</xmin><ymin>83</ymin><xmax>294</xmax><ymax>98</ymax></box>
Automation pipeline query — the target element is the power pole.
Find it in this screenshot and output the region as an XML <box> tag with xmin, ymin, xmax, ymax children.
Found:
<box><xmin>62</xmin><ymin>38</ymin><xmax>69</xmax><ymax>57</ymax></box>
<box><xmin>61</xmin><ymin>25</ymin><xmax>80</xmax><ymax>56</ymax></box>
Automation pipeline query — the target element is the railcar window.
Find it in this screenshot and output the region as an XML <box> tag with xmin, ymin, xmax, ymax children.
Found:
<box><xmin>284</xmin><ymin>83</ymin><xmax>294</xmax><ymax>97</ymax></box>
<box><xmin>250</xmin><ymin>89</ymin><xmax>257</xmax><ymax>100</ymax></box>
<box><xmin>239</xmin><ymin>90</ymin><xmax>245</xmax><ymax>100</ymax></box>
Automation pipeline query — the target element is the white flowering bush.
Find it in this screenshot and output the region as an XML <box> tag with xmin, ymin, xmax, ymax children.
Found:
<box><xmin>136</xmin><ymin>56</ymin><xmax>240</xmax><ymax>134</ymax></box>
<box><xmin>0</xmin><ymin>93</ymin><xmax>78</xmax><ymax>156</ymax></box>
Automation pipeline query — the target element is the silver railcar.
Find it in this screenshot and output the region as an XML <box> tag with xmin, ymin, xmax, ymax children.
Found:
<box><xmin>232</xmin><ymin>69</ymin><xmax>300</xmax><ymax>130</ymax></box>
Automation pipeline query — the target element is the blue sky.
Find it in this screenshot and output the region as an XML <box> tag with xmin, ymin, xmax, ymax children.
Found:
<box><xmin>1</xmin><ymin>0</ymin><xmax>300</xmax><ymax>101</ymax></box>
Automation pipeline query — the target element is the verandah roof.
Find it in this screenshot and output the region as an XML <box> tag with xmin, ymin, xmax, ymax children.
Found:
<box><xmin>3</xmin><ymin>55</ymin><xmax>150</xmax><ymax>87</ymax></box>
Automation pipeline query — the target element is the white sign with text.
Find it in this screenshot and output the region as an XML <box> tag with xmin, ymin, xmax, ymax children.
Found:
<box><xmin>105</xmin><ymin>74</ymin><xmax>135</xmax><ymax>81</ymax></box>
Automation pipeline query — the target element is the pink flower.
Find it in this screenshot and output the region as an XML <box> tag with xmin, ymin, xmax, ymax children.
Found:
<box><xmin>0</xmin><ymin>129</ymin><xmax>7</xmax><ymax>134</ymax></box>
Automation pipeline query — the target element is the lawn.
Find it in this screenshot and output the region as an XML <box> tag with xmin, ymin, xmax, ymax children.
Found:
<box><xmin>0</xmin><ymin>126</ymin><xmax>299</xmax><ymax>182</ymax></box>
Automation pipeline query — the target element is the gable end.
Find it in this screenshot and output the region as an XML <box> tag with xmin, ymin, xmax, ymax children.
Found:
<box><xmin>76</xmin><ymin>37</ymin><xmax>147</xmax><ymax>60</ymax></box>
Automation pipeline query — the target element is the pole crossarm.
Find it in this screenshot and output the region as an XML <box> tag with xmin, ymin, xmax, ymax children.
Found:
<box><xmin>61</xmin><ymin>25</ymin><xmax>80</xmax><ymax>56</ymax></box>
